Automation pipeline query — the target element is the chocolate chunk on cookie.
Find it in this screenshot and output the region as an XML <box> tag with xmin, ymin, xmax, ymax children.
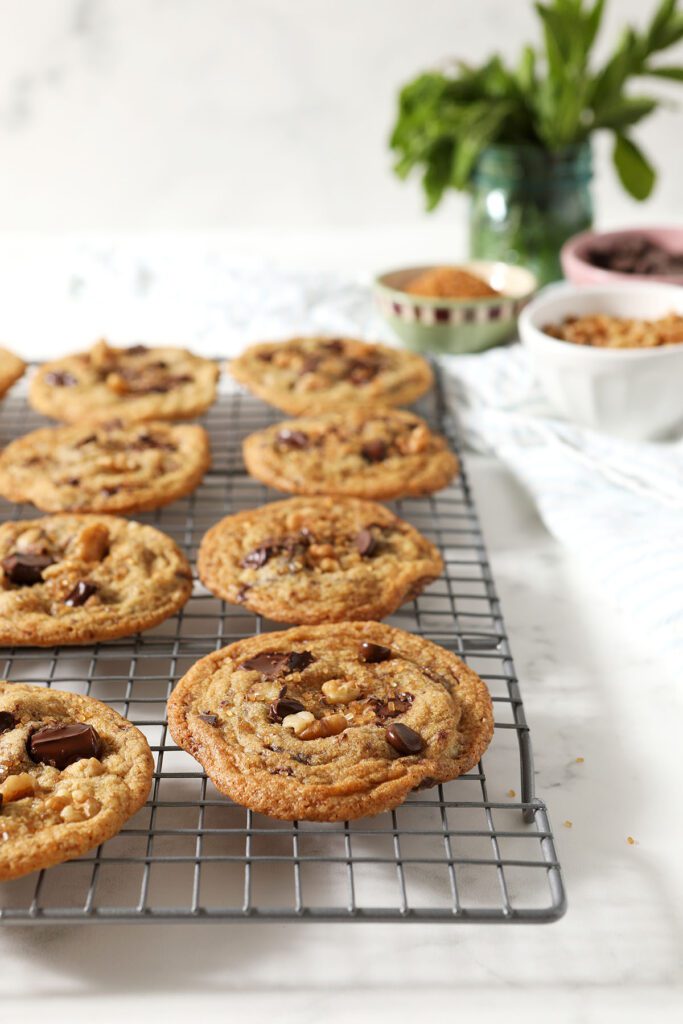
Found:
<box><xmin>0</xmin><ymin>514</ymin><xmax>192</xmax><ymax>646</ymax></box>
<box><xmin>0</xmin><ymin>420</ymin><xmax>210</xmax><ymax>514</ymax></box>
<box><xmin>29</xmin><ymin>339</ymin><xmax>219</xmax><ymax>424</ymax></box>
<box><xmin>167</xmin><ymin>623</ymin><xmax>494</xmax><ymax>821</ymax></box>
<box><xmin>0</xmin><ymin>683</ymin><xmax>153</xmax><ymax>881</ymax></box>
<box><xmin>230</xmin><ymin>336</ymin><xmax>433</xmax><ymax>415</ymax></box>
<box><xmin>197</xmin><ymin>496</ymin><xmax>443</xmax><ymax>623</ymax></box>
<box><xmin>243</xmin><ymin>408</ymin><xmax>459</xmax><ymax>500</ymax></box>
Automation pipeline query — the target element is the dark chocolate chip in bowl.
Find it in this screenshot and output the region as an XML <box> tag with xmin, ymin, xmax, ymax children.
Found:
<box><xmin>2</xmin><ymin>553</ymin><xmax>54</xmax><ymax>586</ymax></box>
<box><xmin>64</xmin><ymin>581</ymin><xmax>97</xmax><ymax>607</ymax></box>
<box><xmin>198</xmin><ymin>712</ymin><xmax>218</xmax><ymax>725</ymax></box>
<box><xmin>0</xmin><ymin>711</ymin><xmax>16</xmax><ymax>734</ymax></box>
<box><xmin>360</xmin><ymin>642</ymin><xmax>392</xmax><ymax>664</ymax></box>
<box><xmin>268</xmin><ymin>696</ymin><xmax>306</xmax><ymax>723</ymax></box>
<box><xmin>28</xmin><ymin>723</ymin><xmax>102</xmax><ymax>769</ymax></box>
<box><xmin>361</xmin><ymin>439</ymin><xmax>387</xmax><ymax>463</ymax></box>
<box><xmin>45</xmin><ymin>371</ymin><xmax>77</xmax><ymax>387</ymax></box>
<box><xmin>356</xmin><ymin>529</ymin><xmax>377</xmax><ymax>557</ymax></box>
<box><xmin>386</xmin><ymin>722</ymin><xmax>424</xmax><ymax>756</ymax></box>
<box><xmin>277</xmin><ymin>428</ymin><xmax>309</xmax><ymax>449</ymax></box>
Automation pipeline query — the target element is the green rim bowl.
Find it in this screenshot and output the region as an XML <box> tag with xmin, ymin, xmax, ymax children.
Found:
<box><xmin>374</xmin><ymin>261</ymin><xmax>538</xmax><ymax>355</ymax></box>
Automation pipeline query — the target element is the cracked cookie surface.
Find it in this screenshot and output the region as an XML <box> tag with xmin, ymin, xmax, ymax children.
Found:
<box><xmin>29</xmin><ymin>340</ymin><xmax>219</xmax><ymax>424</ymax></box>
<box><xmin>198</xmin><ymin>496</ymin><xmax>443</xmax><ymax>623</ymax></box>
<box><xmin>243</xmin><ymin>408</ymin><xmax>459</xmax><ymax>499</ymax></box>
<box><xmin>0</xmin><ymin>683</ymin><xmax>153</xmax><ymax>880</ymax></box>
<box><xmin>230</xmin><ymin>336</ymin><xmax>433</xmax><ymax>414</ymax></box>
<box><xmin>167</xmin><ymin>622</ymin><xmax>493</xmax><ymax>821</ymax></box>
<box><xmin>0</xmin><ymin>514</ymin><xmax>192</xmax><ymax>645</ymax></box>
<box><xmin>0</xmin><ymin>420</ymin><xmax>210</xmax><ymax>514</ymax></box>
<box><xmin>0</xmin><ymin>346</ymin><xmax>25</xmax><ymax>400</ymax></box>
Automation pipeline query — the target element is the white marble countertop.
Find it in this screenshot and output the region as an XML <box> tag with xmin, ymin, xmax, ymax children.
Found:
<box><xmin>0</xmin><ymin>233</ymin><xmax>681</xmax><ymax>1022</ymax></box>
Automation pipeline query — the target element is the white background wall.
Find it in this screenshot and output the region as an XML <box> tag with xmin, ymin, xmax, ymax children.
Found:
<box><xmin>0</xmin><ymin>0</ymin><xmax>680</xmax><ymax>234</ymax></box>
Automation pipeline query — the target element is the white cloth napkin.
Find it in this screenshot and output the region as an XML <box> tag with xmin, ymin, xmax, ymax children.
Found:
<box><xmin>440</xmin><ymin>344</ymin><xmax>683</xmax><ymax>665</ymax></box>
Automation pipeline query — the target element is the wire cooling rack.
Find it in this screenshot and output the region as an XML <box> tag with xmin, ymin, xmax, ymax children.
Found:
<box><xmin>0</xmin><ymin>367</ymin><xmax>566</xmax><ymax>924</ymax></box>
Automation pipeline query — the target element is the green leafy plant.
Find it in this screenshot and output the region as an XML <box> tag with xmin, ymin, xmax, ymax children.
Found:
<box><xmin>390</xmin><ymin>0</ymin><xmax>683</xmax><ymax>207</ymax></box>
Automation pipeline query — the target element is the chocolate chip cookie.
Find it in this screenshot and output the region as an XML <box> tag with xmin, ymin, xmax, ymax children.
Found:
<box><xmin>0</xmin><ymin>683</ymin><xmax>153</xmax><ymax>881</ymax></box>
<box><xmin>0</xmin><ymin>514</ymin><xmax>192</xmax><ymax>646</ymax></box>
<box><xmin>198</xmin><ymin>496</ymin><xmax>443</xmax><ymax>623</ymax></box>
<box><xmin>167</xmin><ymin>622</ymin><xmax>494</xmax><ymax>821</ymax></box>
<box><xmin>29</xmin><ymin>340</ymin><xmax>219</xmax><ymax>424</ymax></box>
<box><xmin>0</xmin><ymin>346</ymin><xmax>25</xmax><ymax>400</ymax></box>
<box><xmin>243</xmin><ymin>408</ymin><xmax>459</xmax><ymax>499</ymax></box>
<box><xmin>0</xmin><ymin>420</ymin><xmax>211</xmax><ymax>514</ymax></box>
<box><xmin>230</xmin><ymin>336</ymin><xmax>433</xmax><ymax>414</ymax></box>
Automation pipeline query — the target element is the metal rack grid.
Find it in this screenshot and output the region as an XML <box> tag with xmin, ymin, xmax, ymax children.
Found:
<box><xmin>0</xmin><ymin>368</ymin><xmax>566</xmax><ymax>924</ymax></box>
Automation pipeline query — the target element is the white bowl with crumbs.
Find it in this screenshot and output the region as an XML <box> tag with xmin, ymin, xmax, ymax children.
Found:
<box><xmin>519</xmin><ymin>282</ymin><xmax>683</xmax><ymax>440</ymax></box>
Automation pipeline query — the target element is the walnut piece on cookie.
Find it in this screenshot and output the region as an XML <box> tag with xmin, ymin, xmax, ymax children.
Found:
<box><xmin>0</xmin><ymin>514</ymin><xmax>192</xmax><ymax>646</ymax></box>
<box><xmin>198</xmin><ymin>496</ymin><xmax>443</xmax><ymax>623</ymax></box>
<box><xmin>243</xmin><ymin>408</ymin><xmax>459</xmax><ymax>500</ymax></box>
<box><xmin>230</xmin><ymin>336</ymin><xmax>433</xmax><ymax>415</ymax></box>
<box><xmin>29</xmin><ymin>340</ymin><xmax>219</xmax><ymax>424</ymax></box>
<box><xmin>167</xmin><ymin>622</ymin><xmax>493</xmax><ymax>822</ymax></box>
<box><xmin>0</xmin><ymin>420</ymin><xmax>211</xmax><ymax>514</ymax></box>
<box><xmin>0</xmin><ymin>682</ymin><xmax>153</xmax><ymax>881</ymax></box>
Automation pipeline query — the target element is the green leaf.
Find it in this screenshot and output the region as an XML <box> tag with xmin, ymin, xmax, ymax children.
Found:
<box><xmin>592</xmin><ymin>96</ymin><xmax>659</xmax><ymax>130</ymax></box>
<box><xmin>647</xmin><ymin>0</ymin><xmax>683</xmax><ymax>50</ymax></box>
<box><xmin>612</xmin><ymin>133</ymin><xmax>656</xmax><ymax>200</ymax></box>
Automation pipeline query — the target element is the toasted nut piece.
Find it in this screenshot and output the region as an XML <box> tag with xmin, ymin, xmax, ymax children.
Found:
<box><xmin>282</xmin><ymin>710</ymin><xmax>315</xmax><ymax>736</ymax></box>
<box><xmin>299</xmin><ymin>713</ymin><xmax>348</xmax><ymax>740</ymax></box>
<box><xmin>45</xmin><ymin>793</ymin><xmax>71</xmax><ymax>812</ymax></box>
<box><xmin>397</xmin><ymin>423</ymin><xmax>431</xmax><ymax>454</ymax></box>
<box><xmin>321</xmin><ymin>680</ymin><xmax>361</xmax><ymax>705</ymax></box>
<box><xmin>1</xmin><ymin>772</ymin><xmax>36</xmax><ymax>803</ymax></box>
<box><xmin>105</xmin><ymin>371</ymin><xmax>130</xmax><ymax>396</ymax></box>
<box><xmin>60</xmin><ymin>803</ymin><xmax>85</xmax><ymax>823</ymax></box>
<box><xmin>72</xmin><ymin>522</ymin><xmax>110</xmax><ymax>562</ymax></box>
<box><xmin>90</xmin><ymin>339</ymin><xmax>116</xmax><ymax>369</ymax></box>
<box><xmin>83</xmin><ymin>797</ymin><xmax>102</xmax><ymax>818</ymax></box>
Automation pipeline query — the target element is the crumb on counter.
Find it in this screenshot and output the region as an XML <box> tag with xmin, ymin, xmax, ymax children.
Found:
<box><xmin>543</xmin><ymin>312</ymin><xmax>683</xmax><ymax>349</ymax></box>
<box><xmin>507</xmin><ymin>788</ymin><xmax>516</xmax><ymax>798</ymax></box>
<box><xmin>627</xmin><ymin>836</ymin><xmax>638</xmax><ymax>846</ymax></box>
<box><xmin>404</xmin><ymin>266</ymin><xmax>500</xmax><ymax>299</ymax></box>
<box><xmin>563</xmin><ymin>820</ymin><xmax>573</xmax><ymax>829</ymax></box>
<box><xmin>575</xmin><ymin>756</ymin><xmax>584</xmax><ymax>763</ymax></box>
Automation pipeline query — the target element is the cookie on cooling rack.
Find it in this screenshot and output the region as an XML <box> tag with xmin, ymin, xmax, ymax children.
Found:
<box><xmin>0</xmin><ymin>346</ymin><xmax>26</xmax><ymax>400</ymax></box>
<box><xmin>167</xmin><ymin>622</ymin><xmax>493</xmax><ymax>822</ymax></box>
<box><xmin>0</xmin><ymin>420</ymin><xmax>211</xmax><ymax>514</ymax></box>
<box><xmin>242</xmin><ymin>407</ymin><xmax>459</xmax><ymax>500</ymax></box>
<box><xmin>230</xmin><ymin>336</ymin><xmax>433</xmax><ymax>414</ymax></box>
<box><xmin>0</xmin><ymin>514</ymin><xmax>192</xmax><ymax>646</ymax></box>
<box><xmin>29</xmin><ymin>339</ymin><xmax>219</xmax><ymax>424</ymax></box>
<box><xmin>198</xmin><ymin>496</ymin><xmax>443</xmax><ymax>623</ymax></box>
<box><xmin>0</xmin><ymin>683</ymin><xmax>153</xmax><ymax>881</ymax></box>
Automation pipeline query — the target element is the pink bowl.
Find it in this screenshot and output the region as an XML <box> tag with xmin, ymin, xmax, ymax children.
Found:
<box><xmin>561</xmin><ymin>226</ymin><xmax>683</xmax><ymax>286</ymax></box>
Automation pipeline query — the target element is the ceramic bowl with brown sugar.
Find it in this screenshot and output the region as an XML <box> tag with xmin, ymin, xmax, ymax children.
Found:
<box><xmin>374</xmin><ymin>261</ymin><xmax>537</xmax><ymax>355</ymax></box>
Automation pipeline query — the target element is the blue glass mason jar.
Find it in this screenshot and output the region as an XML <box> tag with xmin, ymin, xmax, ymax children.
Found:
<box><xmin>469</xmin><ymin>142</ymin><xmax>593</xmax><ymax>285</ymax></box>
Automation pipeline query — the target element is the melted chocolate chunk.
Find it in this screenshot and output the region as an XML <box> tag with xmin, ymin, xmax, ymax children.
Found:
<box><xmin>0</xmin><ymin>711</ymin><xmax>17</xmax><ymax>734</ymax></box>
<box><xmin>322</xmin><ymin>339</ymin><xmax>345</xmax><ymax>353</ymax></box>
<box><xmin>277</xmin><ymin>428</ymin><xmax>309</xmax><ymax>450</ymax></box>
<box><xmin>300</xmin><ymin>356</ymin><xmax>321</xmax><ymax>374</ymax></box>
<box><xmin>242</xmin><ymin>544</ymin><xmax>277</xmax><ymax>569</ymax></box>
<box><xmin>74</xmin><ymin>434</ymin><xmax>97</xmax><ymax>448</ymax></box>
<box><xmin>64</xmin><ymin>581</ymin><xmax>97</xmax><ymax>607</ymax></box>
<box><xmin>28</xmin><ymin>723</ymin><xmax>102</xmax><ymax>769</ymax></box>
<box><xmin>360</xmin><ymin>642</ymin><xmax>392</xmax><ymax>664</ymax></box>
<box><xmin>270</xmin><ymin>766</ymin><xmax>294</xmax><ymax>776</ymax></box>
<box><xmin>291</xmin><ymin>752</ymin><xmax>312</xmax><ymax>765</ymax></box>
<box><xmin>2</xmin><ymin>552</ymin><xmax>54</xmax><ymax>586</ymax></box>
<box><xmin>198</xmin><ymin>712</ymin><xmax>218</xmax><ymax>725</ymax></box>
<box><xmin>45</xmin><ymin>371</ymin><xmax>77</xmax><ymax>387</ymax></box>
<box><xmin>236</xmin><ymin>584</ymin><xmax>251</xmax><ymax>603</ymax></box>
<box><xmin>347</xmin><ymin>360</ymin><xmax>379</xmax><ymax>385</ymax></box>
<box><xmin>66</xmin><ymin>478</ymin><xmax>80</xmax><ymax>487</ymax></box>
<box><xmin>240</xmin><ymin>650</ymin><xmax>315</xmax><ymax>678</ymax></box>
<box><xmin>386</xmin><ymin>722</ymin><xmax>424</xmax><ymax>756</ymax></box>
<box><xmin>127</xmin><ymin>344</ymin><xmax>149</xmax><ymax>355</ymax></box>
<box><xmin>268</xmin><ymin>695</ymin><xmax>306</xmax><ymax>723</ymax></box>
<box><xmin>356</xmin><ymin>529</ymin><xmax>377</xmax><ymax>557</ymax></box>
<box><xmin>413</xmin><ymin>776</ymin><xmax>438</xmax><ymax>791</ymax></box>
<box><xmin>367</xmin><ymin>692</ymin><xmax>414</xmax><ymax>720</ymax></box>
<box><xmin>361</xmin><ymin>439</ymin><xmax>388</xmax><ymax>463</ymax></box>
<box><xmin>131</xmin><ymin>433</ymin><xmax>176</xmax><ymax>451</ymax></box>
<box><xmin>286</xmin><ymin>651</ymin><xmax>315</xmax><ymax>673</ymax></box>
<box><xmin>101</xmin><ymin>486</ymin><xmax>120</xmax><ymax>497</ymax></box>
